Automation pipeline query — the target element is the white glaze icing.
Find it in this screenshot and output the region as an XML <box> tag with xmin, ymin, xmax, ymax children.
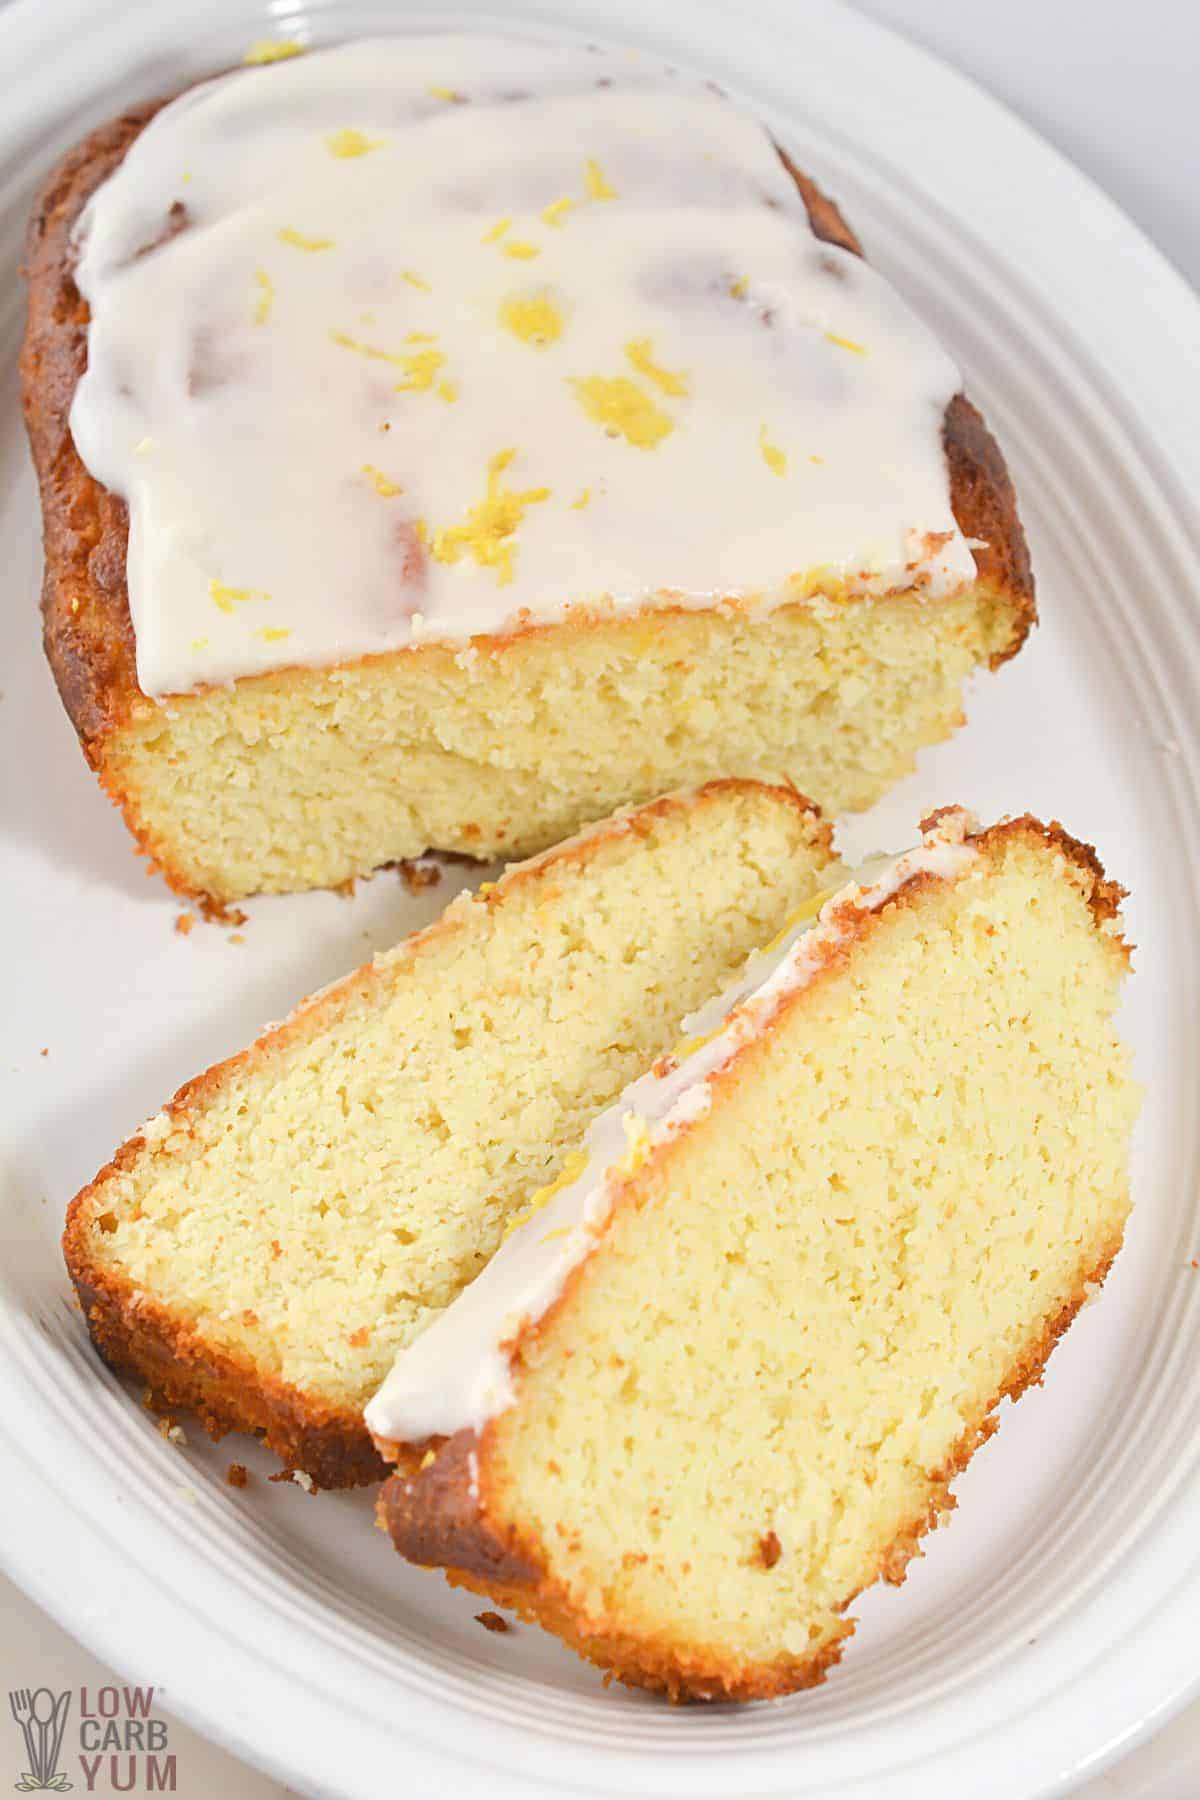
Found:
<box><xmin>364</xmin><ymin>808</ymin><xmax>981</xmax><ymax>1447</ymax></box>
<box><xmin>69</xmin><ymin>35</ymin><xmax>976</xmax><ymax>700</ymax></box>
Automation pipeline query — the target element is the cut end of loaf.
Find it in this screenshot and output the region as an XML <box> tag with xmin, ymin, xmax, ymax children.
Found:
<box><xmin>93</xmin><ymin>584</ymin><xmax>1026</xmax><ymax>902</ymax></box>
<box><xmin>22</xmin><ymin>86</ymin><xmax>1032</xmax><ymax>905</ymax></box>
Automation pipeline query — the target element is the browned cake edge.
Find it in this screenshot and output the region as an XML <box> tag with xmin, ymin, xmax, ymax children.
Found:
<box><xmin>777</xmin><ymin>150</ymin><xmax>1034</xmax><ymax>655</ymax></box>
<box><xmin>21</xmin><ymin>88</ymin><xmax>1035</xmax><ymax>904</ymax></box>
<box><xmin>61</xmin><ymin>780</ymin><xmax>830</xmax><ymax>1488</ymax></box>
<box><xmin>376</xmin><ymin>817</ymin><xmax>1128</xmax><ymax>1701</ymax></box>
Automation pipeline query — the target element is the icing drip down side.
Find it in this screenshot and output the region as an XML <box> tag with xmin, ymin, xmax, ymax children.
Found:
<box><xmin>364</xmin><ymin>808</ymin><xmax>982</xmax><ymax>1447</ymax></box>
<box><xmin>69</xmin><ymin>35</ymin><xmax>976</xmax><ymax>698</ymax></box>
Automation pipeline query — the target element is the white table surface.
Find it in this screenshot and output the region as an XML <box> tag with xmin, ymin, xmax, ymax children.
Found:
<box><xmin>4</xmin><ymin>2</ymin><xmax>1198</xmax><ymax>1795</ymax></box>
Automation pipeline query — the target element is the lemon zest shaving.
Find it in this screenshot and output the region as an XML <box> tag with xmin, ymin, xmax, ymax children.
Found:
<box><xmin>393</xmin><ymin>348</ymin><xmax>447</xmax><ymax>392</ymax></box>
<box><xmin>571</xmin><ymin>376</ymin><xmax>673</xmax><ymax>449</ymax></box>
<box><xmin>258</xmin><ymin>626</ymin><xmax>292</xmax><ymax>642</ymax></box>
<box><xmin>541</xmin><ymin>196</ymin><xmax>575</xmax><ymax>227</ymax></box>
<box><xmin>401</xmin><ymin>269</ymin><xmax>431</xmax><ymax>291</ymax></box>
<box><xmin>617</xmin><ymin>1114</ymin><xmax>652</xmax><ymax>1174</ymax></box>
<box><xmin>502</xmin><ymin>1151</ymin><xmax>591</xmax><ymax>1241</ymax></box>
<box><xmin>419</xmin><ymin>1448</ymin><xmax>437</xmax><ymax>1469</ymax></box>
<box><xmin>428</xmin><ymin>85</ymin><xmax>462</xmax><ymax>102</ymax></box>
<box><xmin>584</xmin><ymin>157</ymin><xmax>617</xmax><ymax>201</ymax></box>
<box><xmin>253</xmin><ymin>270</ymin><xmax>274</xmax><ymax>325</ymax></box>
<box><xmin>190</xmin><ymin>637</ymin><xmax>209</xmax><ymax>653</ymax></box>
<box><xmin>669</xmin><ymin>1024</ymin><xmax>726</xmax><ymax>1063</ymax></box>
<box><xmin>759</xmin><ymin>425</ymin><xmax>788</xmax><ymax>477</ymax></box>
<box><xmin>437</xmin><ymin>380</ymin><xmax>458</xmax><ymax>403</ymax></box>
<box><xmin>362</xmin><ymin>464</ymin><xmax>403</xmax><ymax>498</ymax></box>
<box><xmin>788</xmin><ymin>564</ymin><xmax>851</xmax><ymax>603</ymax></box>
<box><xmin>481</xmin><ymin>217</ymin><xmax>512</xmax><ymax>244</ymax></box>
<box><xmin>325</xmin><ymin>128</ymin><xmax>384</xmax><ymax>159</ymax></box>
<box><xmin>571</xmin><ymin>488</ymin><xmax>592</xmax><ymax>510</ymax></box>
<box><xmin>756</xmin><ymin>886</ymin><xmax>839</xmax><ymax>957</ymax></box>
<box><xmin>332</xmin><ymin>330</ymin><xmax>446</xmax><ymax>393</ymax></box>
<box><xmin>730</xmin><ymin>275</ymin><xmax>749</xmax><ymax>298</ymax></box>
<box><xmin>825</xmin><ymin>332</ymin><xmax>867</xmax><ymax>355</ymax></box>
<box><xmin>499</xmin><ymin>291</ymin><xmax>564</xmax><ymax>347</ymax></box>
<box><xmin>329</xmin><ymin>329</ymin><xmax>407</xmax><ymax>367</ymax></box>
<box><xmin>277</xmin><ymin>227</ymin><xmax>334</xmax><ymax>252</ymax></box>
<box><xmin>405</xmin><ymin>331</ymin><xmax>437</xmax><ymax>344</ymax></box>
<box><xmin>624</xmin><ymin>337</ymin><xmax>688</xmax><ymax>397</ymax></box>
<box><xmin>501</xmin><ymin>239</ymin><xmax>540</xmax><ymax>260</ymax></box>
<box><xmin>209</xmin><ymin>580</ymin><xmax>270</xmax><ymax>615</ymax></box>
<box><xmin>244</xmin><ymin>39</ymin><xmax>304</xmax><ymax>64</ymax></box>
<box><xmin>429</xmin><ymin>450</ymin><xmax>549</xmax><ymax>586</ymax></box>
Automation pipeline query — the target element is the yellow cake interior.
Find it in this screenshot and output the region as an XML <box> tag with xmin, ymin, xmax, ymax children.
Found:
<box><xmin>72</xmin><ymin>783</ymin><xmax>834</xmax><ymax>1413</ymax></box>
<box><xmin>106</xmin><ymin>591</ymin><xmax>1016</xmax><ymax>901</ymax></box>
<box><xmin>484</xmin><ymin>832</ymin><xmax>1138</xmax><ymax>1686</ymax></box>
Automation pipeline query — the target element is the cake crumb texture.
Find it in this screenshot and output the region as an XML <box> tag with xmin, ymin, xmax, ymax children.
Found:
<box><xmin>380</xmin><ymin>818</ymin><xmax>1138</xmax><ymax>1699</ymax></box>
<box><xmin>98</xmin><ymin>590</ymin><xmax>1016</xmax><ymax>902</ymax></box>
<box><xmin>63</xmin><ymin>781</ymin><xmax>834</xmax><ymax>1485</ymax></box>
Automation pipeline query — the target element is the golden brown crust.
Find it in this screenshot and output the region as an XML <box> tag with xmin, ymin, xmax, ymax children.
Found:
<box><xmin>21</xmin><ymin>102</ymin><xmax>157</xmax><ymax>754</ymax></box>
<box><xmin>774</xmin><ymin>160</ymin><xmax>1035</xmax><ymax>668</ymax></box>
<box><xmin>68</xmin><ymin>1256</ymin><xmax>390</xmax><ymax>1488</ymax></box>
<box><xmin>62</xmin><ymin>779</ymin><xmax>827</xmax><ymax>1487</ymax></box>
<box><xmin>941</xmin><ymin>396</ymin><xmax>1035</xmax><ymax>664</ymax></box>
<box><xmin>377</xmin><ymin>815</ymin><xmax>1125</xmax><ymax>1699</ymax></box>
<box><xmin>22</xmin><ymin>90</ymin><xmax>1033</xmax><ymax>902</ymax></box>
<box><xmin>380</xmin><ymin>1432</ymin><xmax>541</xmax><ymax>1583</ymax></box>
<box><xmin>974</xmin><ymin>813</ymin><xmax>1130</xmax><ymax>945</ymax></box>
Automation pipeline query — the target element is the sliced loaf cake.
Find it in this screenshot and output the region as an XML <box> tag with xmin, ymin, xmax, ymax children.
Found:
<box><xmin>64</xmin><ymin>780</ymin><xmax>835</xmax><ymax>1485</ymax></box>
<box><xmin>23</xmin><ymin>36</ymin><xmax>1032</xmax><ymax>904</ymax></box>
<box><xmin>374</xmin><ymin>809</ymin><xmax>1139</xmax><ymax>1699</ymax></box>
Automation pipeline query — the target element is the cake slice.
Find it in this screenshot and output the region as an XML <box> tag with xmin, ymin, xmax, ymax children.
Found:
<box><xmin>373</xmin><ymin>808</ymin><xmax>1139</xmax><ymax>1699</ymax></box>
<box><xmin>63</xmin><ymin>780</ymin><xmax>834</xmax><ymax>1485</ymax></box>
<box><xmin>22</xmin><ymin>35</ymin><xmax>1033</xmax><ymax>905</ymax></box>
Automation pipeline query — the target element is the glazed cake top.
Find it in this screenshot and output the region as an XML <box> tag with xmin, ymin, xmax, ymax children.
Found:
<box><xmin>69</xmin><ymin>35</ymin><xmax>976</xmax><ymax>699</ymax></box>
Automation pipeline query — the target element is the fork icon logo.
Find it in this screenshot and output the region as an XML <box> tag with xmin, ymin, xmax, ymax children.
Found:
<box><xmin>8</xmin><ymin>1690</ymin><xmax>72</xmax><ymax>1793</ymax></box>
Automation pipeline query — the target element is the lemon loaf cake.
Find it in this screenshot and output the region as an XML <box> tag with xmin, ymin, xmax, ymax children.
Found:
<box><xmin>374</xmin><ymin>808</ymin><xmax>1138</xmax><ymax>1700</ymax></box>
<box><xmin>63</xmin><ymin>780</ymin><xmax>835</xmax><ymax>1485</ymax></box>
<box><xmin>23</xmin><ymin>35</ymin><xmax>1033</xmax><ymax>905</ymax></box>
